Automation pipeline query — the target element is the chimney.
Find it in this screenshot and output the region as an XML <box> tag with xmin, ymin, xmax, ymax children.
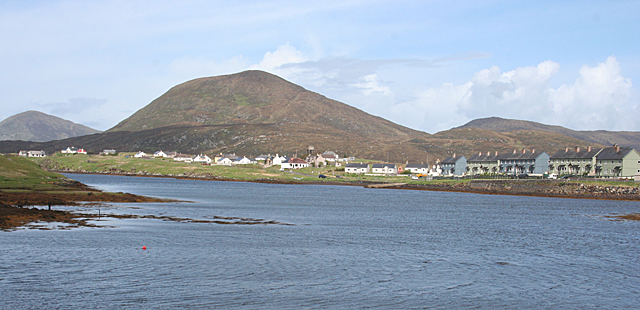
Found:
<box><xmin>532</xmin><ymin>149</ymin><xmax>535</xmax><ymax>153</ymax></box>
<box><xmin>479</xmin><ymin>152</ymin><xmax>482</xmax><ymax>156</ymax></box>
<box><xmin>615</xmin><ymin>144</ymin><xmax>620</xmax><ymax>153</ymax></box>
<box><xmin>575</xmin><ymin>146</ymin><xmax>580</xmax><ymax>152</ymax></box>
<box><xmin>513</xmin><ymin>149</ymin><xmax>517</xmax><ymax>154</ymax></box>
<box><xmin>565</xmin><ymin>147</ymin><xmax>569</xmax><ymax>152</ymax></box>
<box><xmin>487</xmin><ymin>151</ymin><xmax>490</xmax><ymax>156</ymax></box>
<box><xmin>453</xmin><ymin>153</ymin><xmax>456</xmax><ymax>158</ymax></box>
<box><xmin>522</xmin><ymin>149</ymin><xmax>526</xmax><ymax>154</ymax></box>
<box><xmin>587</xmin><ymin>146</ymin><xmax>591</xmax><ymax>152</ymax></box>
<box><xmin>495</xmin><ymin>151</ymin><xmax>498</xmax><ymax>156</ymax></box>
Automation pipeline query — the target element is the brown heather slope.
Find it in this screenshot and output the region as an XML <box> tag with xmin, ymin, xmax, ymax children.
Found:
<box><xmin>0</xmin><ymin>71</ymin><xmax>606</xmax><ymax>162</ymax></box>
<box><xmin>108</xmin><ymin>70</ymin><xmax>422</xmax><ymax>142</ymax></box>
<box><xmin>458</xmin><ymin>117</ymin><xmax>640</xmax><ymax>150</ymax></box>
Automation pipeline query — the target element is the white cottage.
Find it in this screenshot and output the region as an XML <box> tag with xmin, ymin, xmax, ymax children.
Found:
<box><xmin>193</xmin><ymin>154</ymin><xmax>212</xmax><ymax>164</ymax></box>
<box><xmin>216</xmin><ymin>157</ymin><xmax>232</xmax><ymax>165</ymax></box>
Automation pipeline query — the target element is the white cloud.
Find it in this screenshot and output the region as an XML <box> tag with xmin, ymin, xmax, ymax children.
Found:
<box><xmin>549</xmin><ymin>56</ymin><xmax>635</xmax><ymax>130</ymax></box>
<box><xmin>410</xmin><ymin>56</ymin><xmax>638</xmax><ymax>132</ymax></box>
<box><xmin>250</xmin><ymin>43</ymin><xmax>308</xmax><ymax>71</ymax></box>
<box><xmin>350</xmin><ymin>74</ymin><xmax>392</xmax><ymax>96</ymax></box>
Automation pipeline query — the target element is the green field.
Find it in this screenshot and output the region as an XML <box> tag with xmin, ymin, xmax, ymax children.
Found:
<box><xmin>0</xmin><ymin>154</ymin><xmax>68</xmax><ymax>190</ymax></box>
<box><xmin>31</xmin><ymin>153</ymin><xmax>439</xmax><ymax>184</ymax></box>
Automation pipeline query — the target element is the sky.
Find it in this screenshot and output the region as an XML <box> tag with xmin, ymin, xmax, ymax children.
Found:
<box><xmin>1</xmin><ymin>0</ymin><xmax>639</xmax><ymax>133</ymax></box>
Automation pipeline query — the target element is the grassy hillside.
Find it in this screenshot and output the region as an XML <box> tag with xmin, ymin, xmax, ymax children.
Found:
<box><xmin>0</xmin><ymin>154</ymin><xmax>68</xmax><ymax>190</ymax></box>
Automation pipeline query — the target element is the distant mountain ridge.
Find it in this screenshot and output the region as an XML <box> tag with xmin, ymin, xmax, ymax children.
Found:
<box><xmin>0</xmin><ymin>111</ymin><xmax>101</xmax><ymax>142</ymax></box>
<box><xmin>0</xmin><ymin>72</ymin><xmax>615</xmax><ymax>162</ymax></box>
<box><xmin>457</xmin><ymin>117</ymin><xmax>640</xmax><ymax>150</ymax></box>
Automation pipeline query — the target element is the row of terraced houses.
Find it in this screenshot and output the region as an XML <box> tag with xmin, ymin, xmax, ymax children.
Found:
<box><xmin>438</xmin><ymin>144</ymin><xmax>640</xmax><ymax>178</ymax></box>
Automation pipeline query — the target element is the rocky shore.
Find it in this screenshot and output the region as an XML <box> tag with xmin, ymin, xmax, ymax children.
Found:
<box><xmin>380</xmin><ymin>179</ymin><xmax>640</xmax><ymax>201</ymax></box>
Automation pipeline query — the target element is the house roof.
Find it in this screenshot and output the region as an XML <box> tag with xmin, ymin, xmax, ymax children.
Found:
<box><xmin>498</xmin><ymin>151</ymin><xmax>547</xmax><ymax>161</ymax></box>
<box><xmin>405</xmin><ymin>163</ymin><xmax>429</xmax><ymax>169</ymax></box>
<box><xmin>288</xmin><ymin>158</ymin><xmax>307</xmax><ymax>164</ymax></box>
<box><xmin>441</xmin><ymin>155</ymin><xmax>466</xmax><ymax>164</ymax></box>
<box><xmin>345</xmin><ymin>163</ymin><xmax>369</xmax><ymax>168</ymax></box>
<box><xmin>596</xmin><ymin>146</ymin><xmax>636</xmax><ymax>160</ymax></box>
<box><xmin>372</xmin><ymin>163</ymin><xmax>396</xmax><ymax>169</ymax></box>
<box><xmin>550</xmin><ymin>148</ymin><xmax>601</xmax><ymax>159</ymax></box>
<box><xmin>467</xmin><ymin>153</ymin><xmax>500</xmax><ymax>162</ymax></box>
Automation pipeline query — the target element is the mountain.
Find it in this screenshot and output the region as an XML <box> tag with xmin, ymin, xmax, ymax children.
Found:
<box><xmin>0</xmin><ymin>71</ymin><xmax>609</xmax><ymax>163</ymax></box>
<box><xmin>457</xmin><ymin>117</ymin><xmax>640</xmax><ymax>150</ymax></box>
<box><xmin>109</xmin><ymin>70</ymin><xmax>421</xmax><ymax>141</ymax></box>
<box><xmin>0</xmin><ymin>111</ymin><xmax>101</xmax><ymax>142</ymax></box>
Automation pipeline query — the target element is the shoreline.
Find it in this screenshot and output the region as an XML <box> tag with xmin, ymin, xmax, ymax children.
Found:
<box><xmin>57</xmin><ymin>170</ymin><xmax>640</xmax><ymax>202</ymax></box>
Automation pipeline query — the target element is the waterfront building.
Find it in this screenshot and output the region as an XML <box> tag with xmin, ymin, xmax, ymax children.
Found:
<box><xmin>595</xmin><ymin>145</ymin><xmax>640</xmax><ymax>178</ymax></box>
<box><xmin>440</xmin><ymin>154</ymin><xmax>467</xmax><ymax>176</ymax></box>
<box><xmin>466</xmin><ymin>151</ymin><xmax>500</xmax><ymax>175</ymax></box>
<box><xmin>549</xmin><ymin>146</ymin><xmax>601</xmax><ymax>176</ymax></box>
<box><xmin>497</xmin><ymin>149</ymin><xmax>549</xmax><ymax>175</ymax></box>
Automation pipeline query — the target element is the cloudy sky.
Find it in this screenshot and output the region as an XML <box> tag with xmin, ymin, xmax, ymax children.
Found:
<box><xmin>1</xmin><ymin>1</ymin><xmax>638</xmax><ymax>133</ymax></box>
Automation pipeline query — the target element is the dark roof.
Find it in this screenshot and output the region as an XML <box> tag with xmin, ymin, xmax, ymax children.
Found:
<box><xmin>405</xmin><ymin>163</ymin><xmax>429</xmax><ymax>169</ymax></box>
<box><xmin>596</xmin><ymin>147</ymin><xmax>636</xmax><ymax>160</ymax></box>
<box><xmin>345</xmin><ymin>163</ymin><xmax>369</xmax><ymax>168</ymax></box>
<box><xmin>372</xmin><ymin>163</ymin><xmax>396</xmax><ymax>169</ymax></box>
<box><xmin>441</xmin><ymin>155</ymin><xmax>466</xmax><ymax>164</ymax></box>
<box><xmin>498</xmin><ymin>151</ymin><xmax>547</xmax><ymax>161</ymax></box>
<box><xmin>550</xmin><ymin>148</ymin><xmax>601</xmax><ymax>159</ymax></box>
<box><xmin>467</xmin><ymin>153</ymin><xmax>500</xmax><ymax>162</ymax></box>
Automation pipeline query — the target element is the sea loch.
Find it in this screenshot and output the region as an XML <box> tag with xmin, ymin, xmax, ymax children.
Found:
<box><xmin>1</xmin><ymin>174</ymin><xmax>639</xmax><ymax>309</ymax></box>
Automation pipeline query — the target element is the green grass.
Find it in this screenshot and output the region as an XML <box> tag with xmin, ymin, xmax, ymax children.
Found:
<box><xmin>0</xmin><ymin>155</ymin><xmax>68</xmax><ymax>190</ymax></box>
<box><xmin>569</xmin><ymin>180</ymin><xmax>638</xmax><ymax>187</ymax></box>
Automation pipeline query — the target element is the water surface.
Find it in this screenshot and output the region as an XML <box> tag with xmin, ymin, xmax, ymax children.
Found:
<box><xmin>1</xmin><ymin>174</ymin><xmax>639</xmax><ymax>309</ymax></box>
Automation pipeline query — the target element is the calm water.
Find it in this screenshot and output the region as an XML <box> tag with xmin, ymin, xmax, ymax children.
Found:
<box><xmin>1</xmin><ymin>174</ymin><xmax>639</xmax><ymax>309</ymax></box>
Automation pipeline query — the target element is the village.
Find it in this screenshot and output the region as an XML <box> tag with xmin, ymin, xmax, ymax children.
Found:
<box><xmin>18</xmin><ymin>143</ymin><xmax>640</xmax><ymax>181</ymax></box>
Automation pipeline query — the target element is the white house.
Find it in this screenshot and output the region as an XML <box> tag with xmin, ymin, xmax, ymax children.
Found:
<box><xmin>233</xmin><ymin>157</ymin><xmax>253</xmax><ymax>165</ymax></box>
<box><xmin>281</xmin><ymin>158</ymin><xmax>309</xmax><ymax>169</ymax></box>
<box><xmin>272</xmin><ymin>154</ymin><xmax>288</xmax><ymax>166</ymax></box>
<box><xmin>193</xmin><ymin>154</ymin><xmax>212</xmax><ymax>164</ymax></box>
<box><xmin>19</xmin><ymin>150</ymin><xmax>46</xmax><ymax>157</ymax></box>
<box><xmin>321</xmin><ymin>151</ymin><xmax>339</xmax><ymax>162</ymax></box>
<box><xmin>61</xmin><ymin>147</ymin><xmax>79</xmax><ymax>154</ymax></box>
<box><xmin>154</xmin><ymin>150</ymin><xmax>167</xmax><ymax>158</ymax></box>
<box><xmin>345</xmin><ymin>163</ymin><xmax>369</xmax><ymax>174</ymax></box>
<box><xmin>174</xmin><ymin>154</ymin><xmax>193</xmax><ymax>162</ymax></box>
<box><xmin>134</xmin><ymin>151</ymin><xmax>148</xmax><ymax>158</ymax></box>
<box><xmin>371</xmin><ymin>163</ymin><xmax>397</xmax><ymax>174</ymax></box>
<box><xmin>165</xmin><ymin>151</ymin><xmax>178</xmax><ymax>158</ymax></box>
<box><xmin>405</xmin><ymin>163</ymin><xmax>430</xmax><ymax>174</ymax></box>
<box><xmin>29</xmin><ymin>150</ymin><xmax>47</xmax><ymax>157</ymax></box>
<box><xmin>216</xmin><ymin>157</ymin><xmax>232</xmax><ymax>165</ymax></box>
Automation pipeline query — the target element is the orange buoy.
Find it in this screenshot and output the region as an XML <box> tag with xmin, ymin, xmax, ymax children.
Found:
<box><xmin>142</xmin><ymin>246</ymin><xmax>147</xmax><ymax>250</ymax></box>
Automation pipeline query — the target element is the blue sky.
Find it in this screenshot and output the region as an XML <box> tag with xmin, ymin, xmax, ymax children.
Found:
<box><xmin>1</xmin><ymin>0</ymin><xmax>638</xmax><ymax>133</ymax></box>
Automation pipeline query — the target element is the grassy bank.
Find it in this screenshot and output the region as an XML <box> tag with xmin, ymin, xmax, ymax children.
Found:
<box><xmin>0</xmin><ymin>154</ymin><xmax>173</xmax><ymax>230</ymax></box>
